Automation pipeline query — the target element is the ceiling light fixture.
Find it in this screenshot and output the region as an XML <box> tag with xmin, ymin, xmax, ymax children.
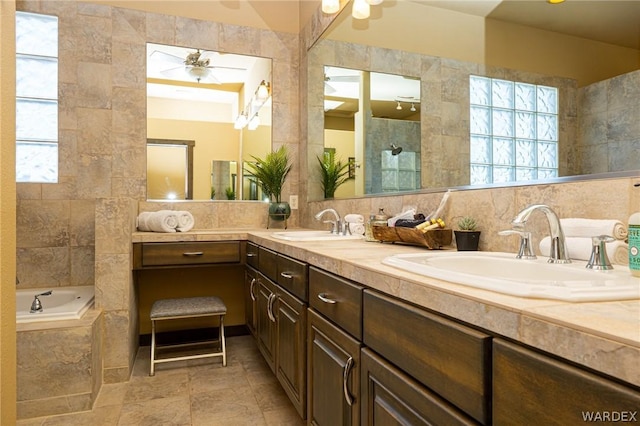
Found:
<box><xmin>396</xmin><ymin>101</ymin><xmax>402</xmax><ymax>110</ymax></box>
<box><xmin>322</xmin><ymin>0</ymin><xmax>340</xmax><ymax>14</ymax></box>
<box><xmin>352</xmin><ymin>0</ymin><xmax>370</xmax><ymax>19</ymax></box>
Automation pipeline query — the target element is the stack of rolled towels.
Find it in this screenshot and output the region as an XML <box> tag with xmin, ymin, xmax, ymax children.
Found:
<box><xmin>344</xmin><ymin>214</ymin><xmax>365</xmax><ymax>235</ymax></box>
<box><xmin>137</xmin><ymin>210</ymin><xmax>195</xmax><ymax>233</ymax></box>
<box><xmin>539</xmin><ymin>218</ymin><xmax>628</xmax><ymax>264</ymax></box>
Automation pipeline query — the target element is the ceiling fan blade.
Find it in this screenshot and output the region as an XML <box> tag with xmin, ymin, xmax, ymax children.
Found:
<box><xmin>324</xmin><ymin>81</ymin><xmax>336</xmax><ymax>94</ymax></box>
<box><xmin>206</xmin><ymin>65</ymin><xmax>248</xmax><ymax>71</ymax></box>
<box><xmin>159</xmin><ymin>66</ymin><xmax>186</xmax><ymax>79</ymax></box>
<box><xmin>328</xmin><ymin>75</ymin><xmax>360</xmax><ymax>82</ymax></box>
<box><xmin>150</xmin><ymin>50</ymin><xmax>185</xmax><ymax>64</ymax></box>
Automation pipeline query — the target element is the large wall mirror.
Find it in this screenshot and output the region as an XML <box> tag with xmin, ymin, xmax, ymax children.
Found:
<box><xmin>308</xmin><ymin>0</ymin><xmax>640</xmax><ymax>201</ymax></box>
<box><xmin>146</xmin><ymin>42</ymin><xmax>272</xmax><ymax>201</ymax></box>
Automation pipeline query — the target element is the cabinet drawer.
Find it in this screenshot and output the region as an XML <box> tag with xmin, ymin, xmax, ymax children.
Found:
<box><xmin>258</xmin><ymin>246</ymin><xmax>278</xmax><ymax>282</ymax></box>
<box><xmin>361</xmin><ymin>348</ymin><xmax>479</xmax><ymax>426</ymax></box>
<box><xmin>493</xmin><ymin>339</ymin><xmax>640</xmax><ymax>425</ymax></box>
<box><xmin>309</xmin><ymin>267</ymin><xmax>363</xmax><ymax>340</ymax></box>
<box><xmin>277</xmin><ymin>254</ymin><xmax>308</xmax><ymax>301</ymax></box>
<box><xmin>363</xmin><ymin>290</ymin><xmax>491</xmax><ymax>425</ymax></box>
<box><xmin>246</xmin><ymin>242</ymin><xmax>259</xmax><ymax>268</ymax></box>
<box><xmin>139</xmin><ymin>242</ymin><xmax>240</xmax><ymax>267</ymax></box>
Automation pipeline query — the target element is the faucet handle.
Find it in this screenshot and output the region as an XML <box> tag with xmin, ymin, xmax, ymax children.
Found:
<box><xmin>586</xmin><ymin>235</ymin><xmax>614</xmax><ymax>270</ymax></box>
<box><xmin>498</xmin><ymin>229</ymin><xmax>537</xmax><ymax>259</ymax></box>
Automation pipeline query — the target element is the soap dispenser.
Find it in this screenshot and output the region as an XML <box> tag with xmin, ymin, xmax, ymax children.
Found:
<box><xmin>629</xmin><ymin>211</ymin><xmax>640</xmax><ymax>277</ymax></box>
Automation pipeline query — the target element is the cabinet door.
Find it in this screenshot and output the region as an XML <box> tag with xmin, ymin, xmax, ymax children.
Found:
<box><xmin>244</xmin><ymin>267</ymin><xmax>258</xmax><ymax>337</ymax></box>
<box><xmin>361</xmin><ymin>348</ymin><xmax>478</xmax><ymax>426</ymax></box>
<box><xmin>256</xmin><ymin>273</ymin><xmax>277</xmax><ymax>372</ymax></box>
<box><xmin>308</xmin><ymin>309</ymin><xmax>361</xmax><ymax>426</ymax></box>
<box><xmin>493</xmin><ymin>338</ymin><xmax>640</xmax><ymax>425</ymax></box>
<box><xmin>275</xmin><ymin>287</ymin><xmax>307</xmax><ymax>418</ymax></box>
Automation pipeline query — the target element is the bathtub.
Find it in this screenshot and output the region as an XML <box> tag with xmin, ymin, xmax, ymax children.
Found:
<box><xmin>16</xmin><ymin>286</ymin><xmax>95</xmax><ymax>323</ymax></box>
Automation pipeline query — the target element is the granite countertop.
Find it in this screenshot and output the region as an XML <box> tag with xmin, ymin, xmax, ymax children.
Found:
<box><xmin>133</xmin><ymin>228</ymin><xmax>640</xmax><ymax>387</ymax></box>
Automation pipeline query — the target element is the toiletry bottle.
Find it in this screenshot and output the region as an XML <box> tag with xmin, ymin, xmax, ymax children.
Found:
<box><xmin>629</xmin><ymin>212</ymin><xmax>640</xmax><ymax>277</ymax></box>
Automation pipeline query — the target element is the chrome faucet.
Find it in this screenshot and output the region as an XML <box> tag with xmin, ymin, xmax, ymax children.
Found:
<box><xmin>511</xmin><ymin>204</ymin><xmax>571</xmax><ymax>264</ymax></box>
<box><xmin>30</xmin><ymin>290</ymin><xmax>52</xmax><ymax>313</ymax></box>
<box><xmin>314</xmin><ymin>208</ymin><xmax>343</xmax><ymax>235</ymax></box>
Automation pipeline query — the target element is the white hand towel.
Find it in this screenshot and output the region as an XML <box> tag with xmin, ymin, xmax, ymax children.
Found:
<box><xmin>137</xmin><ymin>210</ymin><xmax>178</xmax><ymax>233</ymax></box>
<box><xmin>344</xmin><ymin>214</ymin><xmax>365</xmax><ymax>223</ymax></box>
<box><xmin>176</xmin><ymin>211</ymin><xmax>195</xmax><ymax>232</ymax></box>
<box><xmin>560</xmin><ymin>218</ymin><xmax>627</xmax><ymax>240</ymax></box>
<box><xmin>540</xmin><ymin>236</ymin><xmax>628</xmax><ymax>264</ymax></box>
<box><xmin>348</xmin><ymin>223</ymin><xmax>366</xmax><ymax>235</ymax></box>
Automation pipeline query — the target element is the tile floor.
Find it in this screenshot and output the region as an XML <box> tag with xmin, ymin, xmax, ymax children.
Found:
<box><xmin>17</xmin><ymin>335</ymin><xmax>305</xmax><ymax>426</ymax></box>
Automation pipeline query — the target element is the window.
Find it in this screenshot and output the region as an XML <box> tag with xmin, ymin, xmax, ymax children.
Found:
<box><xmin>469</xmin><ymin>76</ymin><xmax>558</xmax><ymax>185</ymax></box>
<box><xmin>15</xmin><ymin>11</ymin><xmax>59</xmax><ymax>183</ymax></box>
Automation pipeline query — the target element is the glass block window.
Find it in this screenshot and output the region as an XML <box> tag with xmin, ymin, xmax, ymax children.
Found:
<box><xmin>381</xmin><ymin>150</ymin><xmax>420</xmax><ymax>192</ymax></box>
<box><xmin>469</xmin><ymin>76</ymin><xmax>558</xmax><ymax>185</ymax></box>
<box><xmin>15</xmin><ymin>12</ymin><xmax>59</xmax><ymax>183</ymax></box>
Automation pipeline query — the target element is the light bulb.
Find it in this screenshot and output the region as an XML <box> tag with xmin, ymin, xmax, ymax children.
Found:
<box><xmin>257</xmin><ymin>80</ymin><xmax>269</xmax><ymax>100</ymax></box>
<box><xmin>234</xmin><ymin>112</ymin><xmax>247</xmax><ymax>129</ymax></box>
<box><xmin>352</xmin><ymin>0</ymin><xmax>370</xmax><ymax>19</ymax></box>
<box><xmin>248</xmin><ymin>114</ymin><xmax>260</xmax><ymax>130</ymax></box>
<box><xmin>322</xmin><ymin>0</ymin><xmax>340</xmax><ymax>14</ymax></box>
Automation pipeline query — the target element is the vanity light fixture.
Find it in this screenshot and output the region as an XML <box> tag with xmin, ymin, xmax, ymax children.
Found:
<box><xmin>352</xmin><ymin>0</ymin><xmax>370</xmax><ymax>19</ymax></box>
<box><xmin>234</xmin><ymin>111</ymin><xmax>248</xmax><ymax>129</ymax></box>
<box><xmin>410</xmin><ymin>103</ymin><xmax>416</xmax><ymax>112</ymax></box>
<box><xmin>396</xmin><ymin>101</ymin><xmax>402</xmax><ymax>110</ymax></box>
<box><xmin>248</xmin><ymin>113</ymin><xmax>260</xmax><ymax>130</ymax></box>
<box><xmin>256</xmin><ymin>80</ymin><xmax>270</xmax><ymax>100</ymax></box>
<box><xmin>322</xmin><ymin>0</ymin><xmax>340</xmax><ymax>14</ymax></box>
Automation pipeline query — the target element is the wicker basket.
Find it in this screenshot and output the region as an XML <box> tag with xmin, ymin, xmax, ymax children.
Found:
<box><xmin>371</xmin><ymin>225</ymin><xmax>453</xmax><ymax>249</ymax></box>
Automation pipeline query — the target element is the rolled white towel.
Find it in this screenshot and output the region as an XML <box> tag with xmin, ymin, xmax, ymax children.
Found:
<box><xmin>348</xmin><ymin>223</ymin><xmax>366</xmax><ymax>236</ymax></box>
<box><xmin>540</xmin><ymin>236</ymin><xmax>628</xmax><ymax>264</ymax></box>
<box><xmin>137</xmin><ymin>210</ymin><xmax>178</xmax><ymax>233</ymax></box>
<box><xmin>560</xmin><ymin>218</ymin><xmax>627</xmax><ymax>240</ymax></box>
<box><xmin>176</xmin><ymin>211</ymin><xmax>195</xmax><ymax>232</ymax></box>
<box><xmin>344</xmin><ymin>214</ymin><xmax>365</xmax><ymax>224</ymax></box>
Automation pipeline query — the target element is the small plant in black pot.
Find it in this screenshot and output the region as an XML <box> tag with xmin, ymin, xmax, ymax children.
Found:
<box><xmin>454</xmin><ymin>216</ymin><xmax>481</xmax><ymax>251</ymax></box>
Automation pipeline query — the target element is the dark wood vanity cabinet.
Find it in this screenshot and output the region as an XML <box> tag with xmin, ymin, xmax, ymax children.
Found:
<box><xmin>250</xmin><ymin>244</ymin><xmax>308</xmax><ymax>419</ymax></box>
<box><xmin>361</xmin><ymin>347</ymin><xmax>479</xmax><ymax>426</ymax></box>
<box><xmin>307</xmin><ymin>267</ymin><xmax>364</xmax><ymax>426</ymax></box>
<box><xmin>244</xmin><ymin>266</ymin><xmax>258</xmax><ymax>337</ymax></box>
<box><xmin>493</xmin><ymin>338</ymin><xmax>640</xmax><ymax>425</ymax></box>
<box><xmin>256</xmin><ymin>271</ymin><xmax>277</xmax><ymax>372</ymax></box>
<box><xmin>363</xmin><ymin>290</ymin><xmax>492</xmax><ymax>425</ymax></box>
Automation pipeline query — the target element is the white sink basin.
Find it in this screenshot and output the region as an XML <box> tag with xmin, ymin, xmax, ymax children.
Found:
<box><xmin>271</xmin><ymin>230</ymin><xmax>363</xmax><ymax>242</ymax></box>
<box><xmin>383</xmin><ymin>251</ymin><xmax>640</xmax><ymax>301</ymax></box>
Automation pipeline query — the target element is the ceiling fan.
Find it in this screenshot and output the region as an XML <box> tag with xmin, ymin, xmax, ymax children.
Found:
<box><xmin>324</xmin><ymin>73</ymin><xmax>360</xmax><ymax>95</ymax></box>
<box><xmin>150</xmin><ymin>48</ymin><xmax>247</xmax><ymax>84</ymax></box>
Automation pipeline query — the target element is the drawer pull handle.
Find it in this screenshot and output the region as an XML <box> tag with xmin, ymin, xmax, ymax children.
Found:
<box><xmin>343</xmin><ymin>356</ymin><xmax>354</xmax><ymax>406</ymax></box>
<box><xmin>182</xmin><ymin>251</ymin><xmax>204</xmax><ymax>256</ymax></box>
<box><xmin>318</xmin><ymin>293</ymin><xmax>337</xmax><ymax>304</ymax></box>
<box><xmin>249</xmin><ymin>278</ymin><xmax>257</xmax><ymax>301</ymax></box>
<box><xmin>267</xmin><ymin>293</ymin><xmax>277</xmax><ymax>322</ymax></box>
<box><xmin>280</xmin><ymin>272</ymin><xmax>294</xmax><ymax>279</ymax></box>
<box><xmin>247</xmin><ymin>252</ymin><xmax>257</xmax><ymax>257</ymax></box>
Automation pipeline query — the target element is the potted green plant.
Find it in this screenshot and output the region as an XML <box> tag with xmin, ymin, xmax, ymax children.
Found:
<box><xmin>454</xmin><ymin>216</ymin><xmax>481</xmax><ymax>251</ymax></box>
<box><xmin>225</xmin><ymin>187</ymin><xmax>235</xmax><ymax>200</ymax></box>
<box><xmin>245</xmin><ymin>146</ymin><xmax>292</xmax><ymax>221</ymax></box>
<box><xmin>317</xmin><ymin>155</ymin><xmax>350</xmax><ymax>199</ymax></box>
